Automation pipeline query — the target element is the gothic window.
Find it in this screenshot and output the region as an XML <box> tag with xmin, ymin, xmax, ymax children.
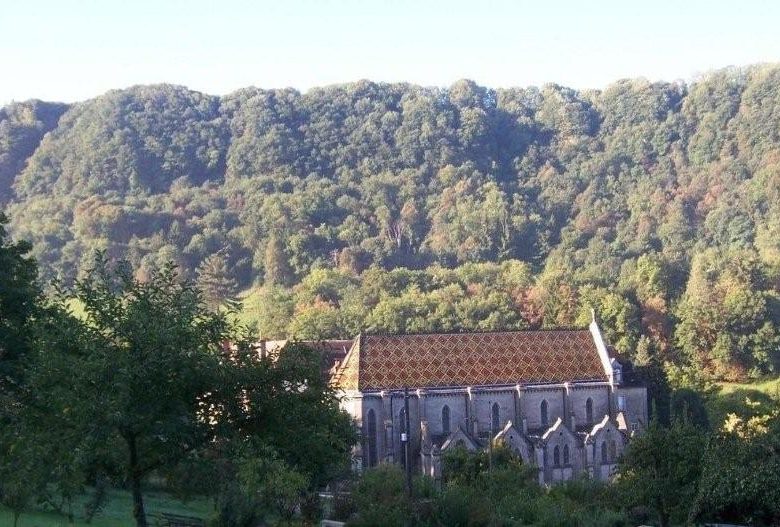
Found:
<box><xmin>553</xmin><ymin>445</ymin><xmax>560</xmax><ymax>466</ymax></box>
<box><xmin>586</xmin><ymin>397</ymin><xmax>593</xmax><ymax>424</ymax></box>
<box><xmin>601</xmin><ymin>441</ymin><xmax>608</xmax><ymax>463</ymax></box>
<box><xmin>442</xmin><ymin>405</ymin><xmax>451</xmax><ymax>435</ymax></box>
<box><xmin>609</xmin><ymin>440</ymin><xmax>617</xmax><ymax>461</ymax></box>
<box><xmin>617</xmin><ymin>395</ymin><xmax>626</xmax><ymax>411</ymax></box>
<box><xmin>366</xmin><ymin>409</ymin><xmax>377</xmax><ymax>467</ymax></box>
<box><xmin>543</xmin><ymin>446</ymin><xmax>548</xmax><ymax>467</ymax></box>
<box><xmin>541</xmin><ymin>400</ymin><xmax>548</xmax><ymax>427</ymax></box>
<box><xmin>491</xmin><ymin>402</ymin><xmax>500</xmax><ymax>432</ymax></box>
<box><xmin>563</xmin><ymin>444</ymin><xmax>570</xmax><ymax>465</ymax></box>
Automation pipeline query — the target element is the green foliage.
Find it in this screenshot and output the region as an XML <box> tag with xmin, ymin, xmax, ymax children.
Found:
<box><xmin>434</xmin><ymin>485</ymin><xmax>493</xmax><ymax>526</ymax></box>
<box><xmin>617</xmin><ymin>418</ymin><xmax>705</xmax><ymax>527</ymax></box>
<box><xmin>4</xmin><ymin>250</ymin><xmax>355</xmax><ymax>527</ymax></box>
<box><xmin>238</xmin><ymin>453</ymin><xmax>309</xmax><ymax>524</ymax></box>
<box><xmin>196</xmin><ymin>249</ymin><xmax>238</xmax><ymax>308</ymax></box>
<box><xmin>441</xmin><ymin>443</ymin><xmax>526</xmax><ymax>487</ymax></box>
<box><xmin>674</xmin><ymin>248</ymin><xmax>780</xmax><ymax>379</ymax></box>
<box><xmin>227</xmin><ymin>341</ymin><xmax>357</xmax><ymax>489</ymax></box>
<box><xmin>5</xmin><ymin>66</ymin><xmax>780</xmax><ymax>380</ymax></box>
<box><xmin>0</xmin><ymin>100</ymin><xmax>67</xmax><ymax>204</ymax></box>
<box><xmin>238</xmin><ymin>285</ymin><xmax>294</xmax><ymax>338</ymax></box>
<box><xmin>347</xmin><ymin>464</ymin><xmax>411</xmax><ymax>527</ymax></box>
<box><xmin>0</xmin><ymin>211</ymin><xmax>44</xmax><ymax>524</ymax></box>
<box><xmin>691</xmin><ymin>399</ymin><xmax>780</xmax><ymax>525</ymax></box>
<box><xmin>0</xmin><ymin>211</ymin><xmax>39</xmax><ymax>372</ymax></box>
<box><xmin>348</xmin><ymin>450</ymin><xmax>630</xmax><ymax>527</ymax></box>
<box><xmin>22</xmin><ymin>254</ymin><xmax>248</xmax><ymax>526</ymax></box>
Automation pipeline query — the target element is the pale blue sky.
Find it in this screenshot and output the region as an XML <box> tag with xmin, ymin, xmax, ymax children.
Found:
<box><xmin>2</xmin><ymin>0</ymin><xmax>779</xmax><ymax>104</ymax></box>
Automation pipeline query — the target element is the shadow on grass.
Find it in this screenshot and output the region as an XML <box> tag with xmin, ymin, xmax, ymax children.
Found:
<box><xmin>708</xmin><ymin>381</ymin><xmax>780</xmax><ymax>426</ymax></box>
<box><xmin>0</xmin><ymin>488</ymin><xmax>212</xmax><ymax>527</ymax></box>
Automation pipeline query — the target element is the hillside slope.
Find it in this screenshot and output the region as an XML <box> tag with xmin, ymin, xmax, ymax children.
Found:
<box><xmin>3</xmin><ymin>65</ymin><xmax>780</xmax><ymax>380</ymax></box>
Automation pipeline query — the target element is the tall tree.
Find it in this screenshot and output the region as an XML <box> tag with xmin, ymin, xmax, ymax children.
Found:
<box><xmin>618</xmin><ymin>418</ymin><xmax>705</xmax><ymax>527</ymax></box>
<box><xmin>264</xmin><ymin>234</ymin><xmax>294</xmax><ymax>286</ymax></box>
<box><xmin>196</xmin><ymin>249</ymin><xmax>239</xmax><ymax>308</ymax></box>
<box><xmin>210</xmin><ymin>341</ymin><xmax>356</xmax><ymax>526</ymax></box>
<box><xmin>0</xmin><ymin>211</ymin><xmax>53</xmax><ymax>526</ymax></box>
<box><xmin>0</xmin><ymin>211</ymin><xmax>39</xmax><ymax>380</ymax></box>
<box><xmin>37</xmin><ymin>254</ymin><xmax>248</xmax><ymax>527</ymax></box>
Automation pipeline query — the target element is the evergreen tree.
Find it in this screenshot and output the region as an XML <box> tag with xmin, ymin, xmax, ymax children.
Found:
<box><xmin>196</xmin><ymin>250</ymin><xmax>238</xmax><ymax>308</ymax></box>
<box><xmin>264</xmin><ymin>234</ymin><xmax>293</xmax><ymax>286</ymax></box>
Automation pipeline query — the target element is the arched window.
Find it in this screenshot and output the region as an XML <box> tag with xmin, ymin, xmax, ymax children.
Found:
<box><xmin>541</xmin><ymin>400</ymin><xmax>548</xmax><ymax>427</ymax></box>
<box><xmin>609</xmin><ymin>440</ymin><xmax>617</xmax><ymax>461</ymax></box>
<box><xmin>553</xmin><ymin>445</ymin><xmax>560</xmax><ymax>466</ymax></box>
<box><xmin>542</xmin><ymin>446</ymin><xmax>548</xmax><ymax>467</ymax></box>
<box><xmin>491</xmin><ymin>402</ymin><xmax>500</xmax><ymax>432</ymax></box>
<box><xmin>586</xmin><ymin>397</ymin><xmax>594</xmax><ymax>424</ymax></box>
<box><xmin>563</xmin><ymin>444</ymin><xmax>570</xmax><ymax>465</ymax></box>
<box><xmin>442</xmin><ymin>405</ymin><xmax>451</xmax><ymax>436</ymax></box>
<box><xmin>366</xmin><ymin>409</ymin><xmax>377</xmax><ymax>467</ymax></box>
<box><xmin>601</xmin><ymin>441</ymin><xmax>608</xmax><ymax>463</ymax></box>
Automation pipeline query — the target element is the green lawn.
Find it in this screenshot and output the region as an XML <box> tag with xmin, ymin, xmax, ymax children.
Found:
<box><xmin>717</xmin><ymin>376</ymin><xmax>780</xmax><ymax>396</ymax></box>
<box><xmin>708</xmin><ymin>376</ymin><xmax>780</xmax><ymax>425</ymax></box>
<box><xmin>0</xmin><ymin>489</ymin><xmax>212</xmax><ymax>527</ymax></box>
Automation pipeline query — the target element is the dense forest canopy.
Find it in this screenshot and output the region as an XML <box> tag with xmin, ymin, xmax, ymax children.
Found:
<box><xmin>3</xmin><ymin>64</ymin><xmax>780</xmax><ymax>381</ymax></box>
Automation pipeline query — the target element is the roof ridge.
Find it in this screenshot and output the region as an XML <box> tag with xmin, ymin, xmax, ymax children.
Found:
<box><xmin>363</xmin><ymin>327</ymin><xmax>590</xmax><ymax>337</ymax></box>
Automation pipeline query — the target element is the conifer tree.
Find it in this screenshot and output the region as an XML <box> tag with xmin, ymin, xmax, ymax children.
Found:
<box><xmin>264</xmin><ymin>234</ymin><xmax>293</xmax><ymax>286</ymax></box>
<box><xmin>196</xmin><ymin>250</ymin><xmax>238</xmax><ymax>308</ymax></box>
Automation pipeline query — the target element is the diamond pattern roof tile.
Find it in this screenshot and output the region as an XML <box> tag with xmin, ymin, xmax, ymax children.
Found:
<box><xmin>333</xmin><ymin>329</ymin><xmax>609</xmax><ymax>391</ymax></box>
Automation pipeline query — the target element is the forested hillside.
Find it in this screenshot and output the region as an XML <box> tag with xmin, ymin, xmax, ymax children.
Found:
<box><xmin>3</xmin><ymin>65</ymin><xmax>780</xmax><ymax>381</ymax></box>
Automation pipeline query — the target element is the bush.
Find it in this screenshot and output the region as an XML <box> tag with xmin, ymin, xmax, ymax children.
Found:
<box><xmin>495</xmin><ymin>488</ymin><xmax>542</xmax><ymax>525</ymax></box>
<box><xmin>208</xmin><ymin>482</ymin><xmax>261</xmax><ymax>527</ymax></box>
<box><xmin>347</xmin><ymin>465</ymin><xmax>411</xmax><ymax>527</ymax></box>
<box><xmin>434</xmin><ymin>485</ymin><xmax>494</xmax><ymax>527</ymax></box>
<box><xmin>478</xmin><ymin>465</ymin><xmax>539</xmax><ymax>504</ymax></box>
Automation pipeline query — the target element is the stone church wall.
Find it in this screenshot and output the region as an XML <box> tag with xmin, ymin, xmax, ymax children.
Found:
<box><xmin>346</xmin><ymin>382</ymin><xmax>647</xmax><ymax>485</ymax></box>
<box><xmin>567</xmin><ymin>385</ymin><xmax>610</xmax><ymax>426</ymax></box>
<box><xmin>521</xmin><ymin>387</ymin><xmax>565</xmax><ymax>430</ymax></box>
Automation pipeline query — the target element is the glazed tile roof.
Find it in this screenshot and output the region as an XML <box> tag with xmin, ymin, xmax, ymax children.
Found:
<box><xmin>332</xmin><ymin>329</ymin><xmax>609</xmax><ymax>391</ymax></box>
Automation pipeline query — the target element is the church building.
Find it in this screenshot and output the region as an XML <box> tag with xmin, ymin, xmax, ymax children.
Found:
<box><xmin>330</xmin><ymin>318</ymin><xmax>647</xmax><ymax>484</ymax></box>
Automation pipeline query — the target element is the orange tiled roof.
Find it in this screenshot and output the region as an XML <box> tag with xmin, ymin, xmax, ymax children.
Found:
<box><xmin>333</xmin><ymin>330</ymin><xmax>608</xmax><ymax>391</ymax></box>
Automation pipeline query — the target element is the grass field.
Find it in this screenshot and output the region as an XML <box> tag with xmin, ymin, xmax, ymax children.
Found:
<box><xmin>0</xmin><ymin>489</ymin><xmax>212</xmax><ymax>527</ymax></box>
<box><xmin>708</xmin><ymin>376</ymin><xmax>780</xmax><ymax>425</ymax></box>
<box><xmin>717</xmin><ymin>376</ymin><xmax>780</xmax><ymax>396</ymax></box>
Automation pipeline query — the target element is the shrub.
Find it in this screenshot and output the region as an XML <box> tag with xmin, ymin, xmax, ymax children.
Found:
<box><xmin>434</xmin><ymin>485</ymin><xmax>494</xmax><ymax>527</ymax></box>
<box><xmin>347</xmin><ymin>465</ymin><xmax>411</xmax><ymax>527</ymax></box>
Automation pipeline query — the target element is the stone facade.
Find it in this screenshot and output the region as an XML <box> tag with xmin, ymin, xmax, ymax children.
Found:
<box><xmin>331</xmin><ymin>320</ymin><xmax>647</xmax><ymax>484</ymax></box>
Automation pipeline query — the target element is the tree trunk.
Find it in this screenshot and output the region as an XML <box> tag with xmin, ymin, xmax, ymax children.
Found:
<box><xmin>658</xmin><ymin>508</ymin><xmax>669</xmax><ymax>527</ymax></box>
<box><xmin>13</xmin><ymin>511</ymin><xmax>20</xmax><ymax>527</ymax></box>
<box><xmin>126</xmin><ymin>434</ymin><xmax>148</xmax><ymax>527</ymax></box>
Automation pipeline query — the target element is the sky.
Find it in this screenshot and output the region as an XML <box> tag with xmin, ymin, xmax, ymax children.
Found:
<box><xmin>2</xmin><ymin>0</ymin><xmax>780</xmax><ymax>105</ymax></box>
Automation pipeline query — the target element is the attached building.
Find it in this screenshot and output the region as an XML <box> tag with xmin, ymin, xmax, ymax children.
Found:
<box><xmin>330</xmin><ymin>319</ymin><xmax>646</xmax><ymax>484</ymax></box>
